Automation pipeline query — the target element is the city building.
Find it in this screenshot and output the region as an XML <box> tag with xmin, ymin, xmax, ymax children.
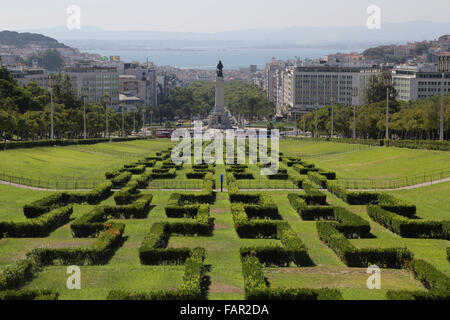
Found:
<box><xmin>286</xmin><ymin>66</ymin><xmax>381</xmax><ymax>115</ymax></box>
<box><xmin>64</xmin><ymin>60</ymin><xmax>120</xmax><ymax>106</ymax></box>
<box><xmin>123</xmin><ymin>62</ymin><xmax>158</xmax><ymax>107</ymax></box>
<box><xmin>8</xmin><ymin>66</ymin><xmax>50</xmax><ymax>89</ymax></box>
<box><xmin>392</xmin><ymin>63</ymin><xmax>450</xmax><ymax>101</ymax></box>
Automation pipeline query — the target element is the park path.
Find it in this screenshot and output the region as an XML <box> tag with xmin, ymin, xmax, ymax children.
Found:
<box><xmin>2</xmin><ymin>177</ymin><xmax>450</xmax><ymax>192</ymax></box>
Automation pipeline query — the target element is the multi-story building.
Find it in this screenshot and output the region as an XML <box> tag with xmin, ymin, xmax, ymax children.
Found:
<box><xmin>287</xmin><ymin>66</ymin><xmax>381</xmax><ymax>115</ymax></box>
<box><xmin>392</xmin><ymin>63</ymin><xmax>450</xmax><ymax>101</ymax></box>
<box><xmin>123</xmin><ymin>62</ymin><xmax>158</xmax><ymax>107</ymax></box>
<box><xmin>8</xmin><ymin>66</ymin><xmax>50</xmax><ymax>89</ymax></box>
<box><xmin>64</xmin><ymin>60</ymin><xmax>120</xmax><ymax>107</ymax></box>
<box><xmin>264</xmin><ymin>58</ymin><xmax>286</xmax><ymax>103</ymax></box>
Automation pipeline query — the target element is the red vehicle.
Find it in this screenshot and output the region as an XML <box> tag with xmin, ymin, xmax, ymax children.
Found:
<box><xmin>153</xmin><ymin>129</ymin><xmax>175</xmax><ymax>138</ymax></box>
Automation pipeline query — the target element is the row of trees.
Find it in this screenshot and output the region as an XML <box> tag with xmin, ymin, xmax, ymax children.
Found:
<box><xmin>152</xmin><ymin>80</ymin><xmax>274</xmax><ymax>122</ymax></box>
<box><xmin>300</xmin><ymin>95</ymin><xmax>450</xmax><ymax>140</ymax></box>
<box><xmin>0</xmin><ymin>66</ymin><xmax>144</xmax><ymax>142</ymax></box>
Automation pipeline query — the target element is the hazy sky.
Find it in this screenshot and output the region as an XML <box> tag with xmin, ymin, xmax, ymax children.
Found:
<box><xmin>2</xmin><ymin>0</ymin><xmax>450</xmax><ymax>33</ymax></box>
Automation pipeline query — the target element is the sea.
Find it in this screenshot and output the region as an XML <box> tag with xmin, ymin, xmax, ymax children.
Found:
<box><xmin>76</xmin><ymin>47</ymin><xmax>365</xmax><ymax>70</ymax></box>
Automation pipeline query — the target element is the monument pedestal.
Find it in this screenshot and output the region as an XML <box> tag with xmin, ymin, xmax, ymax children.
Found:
<box><xmin>208</xmin><ymin>75</ymin><xmax>234</xmax><ymax>129</ymax></box>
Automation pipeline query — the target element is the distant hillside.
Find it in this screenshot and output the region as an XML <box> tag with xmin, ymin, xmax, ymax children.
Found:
<box><xmin>0</xmin><ymin>30</ymin><xmax>69</xmax><ymax>48</ymax></box>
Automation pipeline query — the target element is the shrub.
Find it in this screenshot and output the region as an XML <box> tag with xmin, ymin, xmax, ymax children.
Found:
<box><xmin>334</xmin><ymin>207</ymin><xmax>371</xmax><ymax>238</ymax></box>
<box><xmin>367</xmin><ymin>206</ymin><xmax>449</xmax><ymax>240</ymax></box>
<box><xmin>0</xmin><ymin>206</ymin><xmax>73</xmax><ymax>238</ymax></box>
<box><xmin>114</xmin><ymin>181</ymin><xmax>139</xmax><ymax>205</ymax></box>
<box><xmin>303</xmin><ymin>181</ymin><xmax>327</xmax><ymax>205</ymax></box>
<box><xmin>29</xmin><ymin>223</ymin><xmax>125</xmax><ymax>266</ymax></box>
<box><xmin>0</xmin><ymin>258</ymin><xmax>37</xmax><ymax>290</ymax></box>
<box><xmin>0</xmin><ymin>289</ymin><xmax>59</xmax><ymax>300</ymax></box>
<box><xmin>409</xmin><ymin>259</ymin><xmax>450</xmax><ymax>298</ymax></box>
<box><xmin>377</xmin><ymin>193</ymin><xmax>416</xmax><ymax>218</ymax></box>
<box><xmin>308</xmin><ymin>172</ymin><xmax>328</xmax><ymax>188</ymax></box>
<box><xmin>111</xmin><ymin>171</ymin><xmax>132</xmax><ymax>188</ymax></box>
<box><xmin>447</xmin><ymin>247</ymin><xmax>450</xmax><ymax>262</ymax></box>
<box><xmin>150</xmin><ymin>168</ymin><xmax>176</xmax><ymax>179</ymax></box>
<box><xmin>316</xmin><ymin>222</ymin><xmax>412</xmax><ymax>268</ymax></box>
<box><xmin>136</xmin><ymin>171</ymin><xmax>152</xmax><ymax>188</ymax></box>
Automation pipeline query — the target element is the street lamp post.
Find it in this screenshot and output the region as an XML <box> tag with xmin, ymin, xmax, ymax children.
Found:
<box><xmin>330</xmin><ymin>96</ymin><xmax>336</xmax><ymax>138</ymax></box>
<box><xmin>142</xmin><ymin>109</ymin><xmax>146</xmax><ymax>137</ymax></box>
<box><xmin>47</xmin><ymin>75</ymin><xmax>56</xmax><ymax>140</ymax></box>
<box><xmin>101</xmin><ymin>95</ymin><xmax>111</xmax><ymax>139</ymax></box>
<box><xmin>315</xmin><ymin>106</ymin><xmax>318</xmax><ymax>138</ymax></box>
<box><xmin>352</xmin><ymin>88</ymin><xmax>358</xmax><ymax>139</ymax></box>
<box><xmin>438</xmin><ymin>56</ymin><xmax>449</xmax><ymax>141</ymax></box>
<box><xmin>121</xmin><ymin>105</ymin><xmax>125</xmax><ymax>137</ymax></box>
<box><xmin>383</xmin><ymin>72</ymin><xmax>393</xmax><ymax>140</ymax></box>
<box><xmin>82</xmin><ymin>94</ymin><xmax>87</xmax><ymax>139</ymax></box>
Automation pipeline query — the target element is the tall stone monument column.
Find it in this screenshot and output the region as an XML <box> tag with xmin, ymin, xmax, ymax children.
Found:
<box><xmin>208</xmin><ymin>60</ymin><xmax>234</xmax><ymax>129</ymax></box>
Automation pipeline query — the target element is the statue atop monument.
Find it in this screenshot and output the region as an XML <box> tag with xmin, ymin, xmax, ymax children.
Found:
<box><xmin>216</xmin><ymin>60</ymin><xmax>224</xmax><ymax>78</ymax></box>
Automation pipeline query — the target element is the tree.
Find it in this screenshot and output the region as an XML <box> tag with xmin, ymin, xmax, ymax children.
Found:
<box><xmin>27</xmin><ymin>49</ymin><xmax>64</xmax><ymax>71</ymax></box>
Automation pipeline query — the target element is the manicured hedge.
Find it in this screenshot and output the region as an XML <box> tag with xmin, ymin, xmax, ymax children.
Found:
<box><xmin>377</xmin><ymin>194</ymin><xmax>416</xmax><ymax>218</ymax></box>
<box><xmin>29</xmin><ymin>222</ymin><xmax>125</xmax><ymax>266</ymax></box>
<box><xmin>367</xmin><ymin>205</ymin><xmax>449</xmax><ymax>240</ymax></box>
<box><xmin>303</xmin><ymin>181</ymin><xmax>327</xmax><ymax>205</ymax></box>
<box><xmin>114</xmin><ymin>181</ymin><xmax>139</xmax><ymax>205</ymax></box>
<box><xmin>316</xmin><ymin>222</ymin><xmax>412</xmax><ymax>268</ymax></box>
<box><xmin>289</xmin><ymin>194</ymin><xmax>334</xmax><ymax>221</ymax></box>
<box><xmin>139</xmin><ymin>213</ymin><xmax>211</xmax><ymax>265</ymax></box>
<box><xmin>327</xmin><ymin>181</ymin><xmax>379</xmax><ymax>205</ymax></box>
<box><xmin>308</xmin><ymin>172</ymin><xmax>328</xmax><ymax>189</ymax></box>
<box><xmin>108</xmin><ymin>248</ymin><xmax>206</xmax><ymax>300</ymax></box>
<box><xmin>136</xmin><ymin>171</ymin><xmax>152</xmax><ymax>188</ymax></box>
<box><xmin>150</xmin><ymin>168</ymin><xmax>176</xmax><ymax>179</ymax></box>
<box><xmin>241</xmin><ymin>255</ymin><xmax>342</xmax><ymax>300</ymax></box>
<box><xmin>333</xmin><ymin>207</ymin><xmax>371</xmax><ymax>238</ymax></box>
<box><xmin>409</xmin><ymin>259</ymin><xmax>450</xmax><ymax>298</ymax></box>
<box><xmin>111</xmin><ymin>171</ymin><xmax>132</xmax><ymax>188</ymax></box>
<box><xmin>0</xmin><ymin>289</ymin><xmax>59</xmax><ymax>300</ymax></box>
<box><xmin>71</xmin><ymin>194</ymin><xmax>153</xmax><ymax>237</ymax></box>
<box><xmin>1</xmin><ymin>137</ymin><xmax>148</xmax><ymax>151</ymax></box>
<box><xmin>0</xmin><ymin>258</ymin><xmax>36</xmax><ymax>290</ymax></box>
<box><xmin>0</xmin><ymin>206</ymin><xmax>73</xmax><ymax>238</ymax></box>
<box><xmin>447</xmin><ymin>247</ymin><xmax>450</xmax><ymax>262</ymax></box>
<box><xmin>22</xmin><ymin>182</ymin><xmax>112</xmax><ymax>219</ymax></box>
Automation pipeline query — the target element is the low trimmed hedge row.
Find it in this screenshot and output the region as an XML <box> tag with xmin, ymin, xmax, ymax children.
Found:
<box><xmin>150</xmin><ymin>168</ymin><xmax>176</xmax><ymax>179</ymax></box>
<box><xmin>0</xmin><ymin>206</ymin><xmax>73</xmax><ymax>238</ymax></box>
<box><xmin>327</xmin><ymin>182</ymin><xmax>416</xmax><ymax>213</ymax></box>
<box><xmin>0</xmin><ymin>289</ymin><xmax>59</xmax><ymax>300</ymax></box>
<box><xmin>316</xmin><ymin>222</ymin><xmax>412</xmax><ymax>268</ymax></box>
<box><xmin>0</xmin><ymin>258</ymin><xmax>37</xmax><ymax>290</ymax></box>
<box><xmin>1</xmin><ymin>137</ymin><xmax>148</xmax><ymax>151</ymax></box>
<box><xmin>241</xmin><ymin>255</ymin><xmax>343</xmax><ymax>300</ymax></box>
<box><xmin>22</xmin><ymin>182</ymin><xmax>113</xmax><ymax>218</ymax></box>
<box><xmin>302</xmin><ymin>181</ymin><xmax>327</xmax><ymax>205</ymax></box>
<box><xmin>71</xmin><ymin>194</ymin><xmax>153</xmax><ymax>237</ymax></box>
<box><xmin>110</xmin><ymin>171</ymin><xmax>132</xmax><ymax>188</ymax></box>
<box><xmin>107</xmin><ymin>248</ymin><xmax>206</xmax><ymax>300</ymax></box>
<box><xmin>409</xmin><ymin>259</ymin><xmax>450</xmax><ymax>299</ymax></box>
<box><xmin>114</xmin><ymin>181</ymin><xmax>139</xmax><ymax>205</ymax></box>
<box><xmin>139</xmin><ymin>208</ymin><xmax>211</xmax><ymax>265</ymax></box>
<box><xmin>308</xmin><ymin>172</ymin><xmax>328</xmax><ymax>188</ymax></box>
<box><xmin>28</xmin><ymin>222</ymin><xmax>125</xmax><ymax>266</ymax></box>
<box><xmin>367</xmin><ymin>205</ymin><xmax>450</xmax><ymax>240</ymax></box>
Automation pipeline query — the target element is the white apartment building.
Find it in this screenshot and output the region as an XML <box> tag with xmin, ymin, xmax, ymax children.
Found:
<box><xmin>264</xmin><ymin>59</ymin><xmax>286</xmax><ymax>103</ymax></box>
<box><xmin>393</xmin><ymin>64</ymin><xmax>450</xmax><ymax>101</ymax></box>
<box><xmin>64</xmin><ymin>61</ymin><xmax>120</xmax><ymax>106</ymax></box>
<box><xmin>287</xmin><ymin>66</ymin><xmax>381</xmax><ymax>115</ymax></box>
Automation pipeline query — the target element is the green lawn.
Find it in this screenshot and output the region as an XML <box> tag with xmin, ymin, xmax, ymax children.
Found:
<box><xmin>280</xmin><ymin>140</ymin><xmax>450</xmax><ymax>180</ymax></box>
<box><xmin>0</xmin><ymin>139</ymin><xmax>174</xmax><ymax>181</ymax></box>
